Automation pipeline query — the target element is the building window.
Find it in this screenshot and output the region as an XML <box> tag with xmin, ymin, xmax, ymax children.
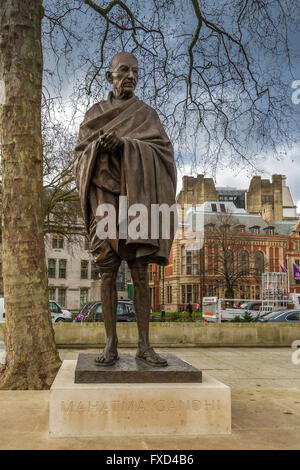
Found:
<box><xmin>186</xmin><ymin>246</ymin><xmax>192</xmax><ymax>275</ymax></box>
<box><xmin>193</xmin><ymin>284</ymin><xmax>199</xmax><ymax>303</ymax></box>
<box><xmin>250</xmin><ymin>226</ymin><xmax>260</xmax><ymax>234</ymax></box>
<box><xmin>240</xmin><ymin>285</ymin><xmax>245</xmax><ymax>299</ymax></box>
<box><xmin>208</xmin><ymin>284</ymin><xmax>217</xmax><ymax>297</ymax></box>
<box><xmin>211</xmin><ymin>203</ymin><xmax>217</xmax><ymax>213</ymax></box>
<box><xmin>91</xmin><ymin>261</ymin><xmax>99</xmax><ymax>280</ymax></box>
<box><xmin>181</xmin><ymin>244</ymin><xmax>199</xmax><ymax>275</ymax></box>
<box><xmin>52</xmin><ymin>234</ymin><xmax>64</xmax><ymax>249</ymax></box>
<box><xmin>204</xmin><ymin>223</ymin><xmax>215</xmax><ymax>232</ymax></box>
<box><xmin>58</xmin><ymin>260</ymin><xmax>67</xmax><ymax>279</ymax></box>
<box><xmin>58</xmin><ymin>288</ymin><xmax>66</xmax><ymax>307</ymax></box>
<box><xmin>235</xmin><ymin>225</ymin><xmax>245</xmax><ymax>233</ymax></box>
<box><xmin>149</xmin><ymin>264</ymin><xmax>153</xmax><ymax>281</ymax></box>
<box><xmin>225</xmin><ymin>249</ymin><xmax>234</xmax><ymax>274</ymax></box>
<box><xmin>187</xmin><ymin>284</ymin><xmax>192</xmax><ymax>303</ymax></box>
<box><xmin>80</xmin><ymin>288</ymin><xmax>88</xmax><ymax>307</ymax></box>
<box><xmin>220</xmin><ymin>224</ymin><xmax>230</xmax><ymax>233</ymax></box>
<box><xmin>158</xmin><ymin>266</ymin><xmax>162</xmax><ymax>280</ymax></box>
<box><xmin>48</xmin><ymin>287</ymin><xmax>56</xmax><ymax>300</ymax></box>
<box><xmin>255</xmin><ymin>285</ymin><xmax>260</xmax><ymax>300</ymax></box>
<box><xmin>264</xmin><ymin>227</ymin><xmax>275</xmax><ymax>235</ymax></box>
<box><xmin>81</xmin><ymin>260</ymin><xmax>89</xmax><ymax>279</ymax></box>
<box><xmin>181</xmin><ymin>284</ymin><xmax>193</xmax><ymax>303</ymax></box>
<box><xmin>246</xmin><ymin>286</ymin><xmax>251</xmax><ymax>299</ymax></box>
<box><xmin>254</xmin><ymin>251</ymin><xmax>264</xmax><ymax>276</ymax></box>
<box><xmin>181</xmin><ymin>285</ymin><xmax>185</xmax><ymax>303</ymax></box>
<box><xmin>239</xmin><ymin>250</ymin><xmax>249</xmax><ymax>275</ymax></box>
<box><xmin>262</xmin><ymin>195</ymin><xmax>273</xmax><ymax>205</ymax></box>
<box><xmin>240</xmin><ymin>285</ymin><xmax>251</xmax><ymax>299</ymax></box>
<box><xmin>48</xmin><ymin>259</ymin><xmax>56</xmax><ymax>278</ymax></box>
<box><xmin>220</xmin><ymin>204</ymin><xmax>226</xmax><ymax>213</ymax></box>
<box><xmin>181</xmin><ymin>246</ymin><xmax>186</xmax><ymax>275</ymax></box>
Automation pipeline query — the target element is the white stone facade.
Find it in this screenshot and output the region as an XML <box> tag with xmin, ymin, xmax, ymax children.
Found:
<box><xmin>45</xmin><ymin>234</ymin><xmax>132</xmax><ymax>312</ymax></box>
<box><xmin>45</xmin><ymin>234</ymin><xmax>95</xmax><ymax>312</ymax></box>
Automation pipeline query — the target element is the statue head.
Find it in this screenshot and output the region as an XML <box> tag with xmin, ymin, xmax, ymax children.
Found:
<box><xmin>106</xmin><ymin>52</ymin><xmax>139</xmax><ymax>99</ymax></box>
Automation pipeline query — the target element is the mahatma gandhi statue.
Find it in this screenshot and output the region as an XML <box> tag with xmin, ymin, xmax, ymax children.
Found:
<box><xmin>74</xmin><ymin>52</ymin><xmax>177</xmax><ymax>367</ymax></box>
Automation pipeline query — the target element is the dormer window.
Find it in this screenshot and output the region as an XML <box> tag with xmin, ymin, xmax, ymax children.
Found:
<box><xmin>205</xmin><ymin>223</ymin><xmax>215</xmax><ymax>232</ymax></box>
<box><xmin>235</xmin><ymin>225</ymin><xmax>245</xmax><ymax>233</ymax></box>
<box><xmin>250</xmin><ymin>226</ymin><xmax>260</xmax><ymax>234</ymax></box>
<box><xmin>220</xmin><ymin>224</ymin><xmax>230</xmax><ymax>233</ymax></box>
<box><xmin>264</xmin><ymin>226</ymin><xmax>275</xmax><ymax>235</ymax></box>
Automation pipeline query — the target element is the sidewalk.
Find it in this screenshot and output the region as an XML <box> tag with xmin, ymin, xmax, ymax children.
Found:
<box><xmin>0</xmin><ymin>347</ymin><xmax>300</xmax><ymax>450</ymax></box>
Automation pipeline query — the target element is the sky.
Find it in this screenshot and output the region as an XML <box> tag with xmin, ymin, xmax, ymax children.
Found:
<box><xmin>41</xmin><ymin>0</ymin><xmax>300</xmax><ymax>211</ymax></box>
<box><xmin>176</xmin><ymin>144</ymin><xmax>300</xmax><ymax>213</ymax></box>
<box><xmin>175</xmin><ymin>17</ymin><xmax>300</xmax><ymax>211</ymax></box>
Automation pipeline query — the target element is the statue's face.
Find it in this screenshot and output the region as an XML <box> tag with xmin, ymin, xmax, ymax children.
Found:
<box><xmin>107</xmin><ymin>53</ymin><xmax>138</xmax><ymax>99</ymax></box>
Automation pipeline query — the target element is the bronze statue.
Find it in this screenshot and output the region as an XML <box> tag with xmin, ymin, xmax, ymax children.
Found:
<box><xmin>74</xmin><ymin>52</ymin><xmax>177</xmax><ymax>367</ymax></box>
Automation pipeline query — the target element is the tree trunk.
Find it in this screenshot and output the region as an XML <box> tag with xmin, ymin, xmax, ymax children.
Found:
<box><xmin>0</xmin><ymin>0</ymin><xmax>61</xmax><ymax>389</ymax></box>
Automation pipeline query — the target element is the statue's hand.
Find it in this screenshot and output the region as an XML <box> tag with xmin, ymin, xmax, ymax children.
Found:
<box><xmin>97</xmin><ymin>130</ymin><xmax>124</xmax><ymax>152</ymax></box>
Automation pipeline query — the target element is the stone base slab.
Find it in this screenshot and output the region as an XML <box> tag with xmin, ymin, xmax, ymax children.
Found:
<box><xmin>49</xmin><ymin>360</ymin><xmax>231</xmax><ymax>437</ymax></box>
<box><xmin>75</xmin><ymin>353</ymin><xmax>202</xmax><ymax>383</ymax></box>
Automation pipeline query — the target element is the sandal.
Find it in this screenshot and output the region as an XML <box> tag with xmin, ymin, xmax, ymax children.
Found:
<box><xmin>136</xmin><ymin>347</ymin><xmax>168</xmax><ymax>368</ymax></box>
<box><xmin>94</xmin><ymin>352</ymin><xmax>119</xmax><ymax>367</ymax></box>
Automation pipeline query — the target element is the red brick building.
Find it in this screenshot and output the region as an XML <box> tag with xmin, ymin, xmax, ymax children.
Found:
<box><xmin>149</xmin><ymin>199</ymin><xmax>300</xmax><ymax>312</ymax></box>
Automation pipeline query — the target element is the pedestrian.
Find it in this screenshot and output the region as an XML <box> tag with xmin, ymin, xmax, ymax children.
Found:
<box><xmin>186</xmin><ymin>301</ymin><xmax>193</xmax><ymax>320</ymax></box>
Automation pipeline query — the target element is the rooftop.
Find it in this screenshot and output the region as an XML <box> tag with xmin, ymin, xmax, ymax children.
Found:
<box><xmin>184</xmin><ymin>202</ymin><xmax>299</xmax><ymax>236</ymax></box>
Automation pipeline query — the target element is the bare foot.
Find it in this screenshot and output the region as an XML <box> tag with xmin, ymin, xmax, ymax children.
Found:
<box><xmin>95</xmin><ymin>350</ymin><xmax>119</xmax><ymax>367</ymax></box>
<box><xmin>136</xmin><ymin>347</ymin><xmax>168</xmax><ymax>367</ymax></box>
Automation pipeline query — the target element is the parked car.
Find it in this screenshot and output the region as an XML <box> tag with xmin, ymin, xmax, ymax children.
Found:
<box><xmin>49</xmin><ymin>300</ymin><xmax>73</xmax><ymax>323</ymax></box>
<box><xmin>257</xmin><ymin>309</ymin><xmax>300</xmax><ymax>323</ymax></box>
<box><xmin>79</xmin><ymin>300</ymin><xmax>136</xmax><ymax>322</ymax></box>
<box><xmin>75</xmin><ymin>301</ymin><xmax>97</xmax><ymax>322</ymax></box>
<box><xmin>0</xmin><ymin>298</ymin><xmax>5</xmax><ymax>323</ymax></box>
<box><xmin>220</xmin><ymin>301</ymin><xmax>263</xmax><ymax>321</ymax></box>
<box><xmin>0</xmin><ymin>298</ymin><xmax>72</xmax><ymax>323</ymax></box>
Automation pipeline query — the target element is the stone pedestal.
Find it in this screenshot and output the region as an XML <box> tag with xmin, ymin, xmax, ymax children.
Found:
<box><xmin>49</xmin><ymin>359</ymin><xmax>231</xmax><ymax>437</ymax></box>
<box><xmin>75</xmin><ymin>353</ymin><xmax>202</xmax><ymax>383</ymax></box>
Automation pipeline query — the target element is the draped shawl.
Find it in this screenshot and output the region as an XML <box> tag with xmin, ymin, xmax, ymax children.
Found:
<box><xmin>74</xmin><ymin>92</ymin><xmax>177</xmax><ymax>265</ymax></box>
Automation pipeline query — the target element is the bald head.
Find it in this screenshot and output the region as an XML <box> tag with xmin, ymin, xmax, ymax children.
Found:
<box><xmin>106</xmin><ymin>52</ymin><xmax>139</xmax><ymax>100</ymax></box>
<box><xmin>108</xmin><ymin>52</ymin><xmax>138</xmax><ymax>72</ymax></box>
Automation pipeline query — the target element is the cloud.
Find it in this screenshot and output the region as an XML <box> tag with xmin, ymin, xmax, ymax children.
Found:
<box><xmin>176</xmin><ymin>145</ymin><xmax>300</xmax><ymax>208</ymax></box>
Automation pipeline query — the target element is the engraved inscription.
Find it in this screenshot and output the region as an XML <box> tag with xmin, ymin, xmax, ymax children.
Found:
<box><xmin>61</xmin><ymin>399</ymin><xmax>222</xmax><ymax>414</ymax></box>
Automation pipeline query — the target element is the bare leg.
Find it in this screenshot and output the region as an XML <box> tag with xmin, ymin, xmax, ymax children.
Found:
<box><xmin>130</xmin><ymin>262</ymin><xmax>168</xmax><ymax>367</ymax></box>
<box><xmin>95</xmin><ymin>270</ymin><xmax>119</xmax><ymax>366</ymax></box>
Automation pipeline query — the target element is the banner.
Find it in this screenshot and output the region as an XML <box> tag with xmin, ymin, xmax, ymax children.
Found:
<box><xmin>293</xmin><ymin>263</ymin><xmax>300</xmax><ymax>281</ymax></box>
<box><xmin>280</xmin><ymin>264</ymin><xmax>286</xmax><ymax>273</ymax></box>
